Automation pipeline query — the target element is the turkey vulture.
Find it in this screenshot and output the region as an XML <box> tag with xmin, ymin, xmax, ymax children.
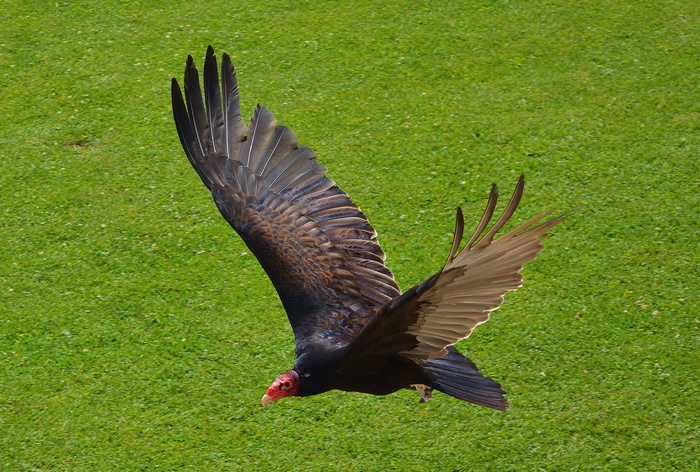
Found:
<box><xmin>171</xmin><ymin>46</ymin><xmax>567</xmax><ymax>410</ymax></box>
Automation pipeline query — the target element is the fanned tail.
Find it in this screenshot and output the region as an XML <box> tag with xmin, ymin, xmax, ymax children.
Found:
<box><xmin>423</xmin><ymin>346</ymin><xmax>508</xmax><ymax>411</ymax></box>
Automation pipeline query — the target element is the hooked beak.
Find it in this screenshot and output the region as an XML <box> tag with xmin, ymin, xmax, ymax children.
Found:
<box><xmin>261</xmin><ymin>370</ymin><xmax>300</xmax><ymax>406</ymax></box>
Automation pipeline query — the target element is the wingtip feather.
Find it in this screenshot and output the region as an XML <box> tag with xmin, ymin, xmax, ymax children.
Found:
<box><xmin>464</xmin><ymin>182</ymin><xmax>499</xmax><ymax>250</ymax></box>
<box><xmin>447</xmin><ymin>207</ymin><xmax>464</xmax><ymax>263</ymax></box>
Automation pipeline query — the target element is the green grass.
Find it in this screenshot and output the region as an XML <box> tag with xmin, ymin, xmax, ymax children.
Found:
<box><xmin>1</xmin><ymin>0</ymin><xmax>698</xmax><ymax>469</ymax></box>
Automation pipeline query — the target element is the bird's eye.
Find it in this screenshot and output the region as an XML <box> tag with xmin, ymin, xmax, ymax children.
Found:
<box><xmin>281</xmin><ymin>381</ymin><xmax>290</xmax><ymax>390</ymax></box>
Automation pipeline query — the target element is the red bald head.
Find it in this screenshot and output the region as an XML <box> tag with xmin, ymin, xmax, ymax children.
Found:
<box><xmin>261</xmin><ymin>370</ymin><xmax>300</xmax><ymax>406</ymax></box>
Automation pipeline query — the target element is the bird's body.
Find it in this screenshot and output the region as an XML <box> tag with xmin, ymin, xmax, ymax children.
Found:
<box><xmin>171</xmin><ymin>46</ymin><xmax>567</xmax><ymax>410</ymax></box>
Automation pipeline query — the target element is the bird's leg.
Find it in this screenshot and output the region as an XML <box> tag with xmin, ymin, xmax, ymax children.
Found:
<box><xmin>413</xmin><ymin>384</ymin><xmax>433</xmax><ymax>403</ymax></box>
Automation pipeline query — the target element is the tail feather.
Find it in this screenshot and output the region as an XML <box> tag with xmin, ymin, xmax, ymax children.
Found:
<box><xmin>423</xmin><ymin>346</ymin><xmax>508</xmax><ymax>411</ymax></box>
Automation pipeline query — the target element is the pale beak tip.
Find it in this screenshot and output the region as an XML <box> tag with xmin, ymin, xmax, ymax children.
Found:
<box><xmin>261</xmin><ymin>394</ymin><xmax>272</xmax><ymax>406</ymax></box>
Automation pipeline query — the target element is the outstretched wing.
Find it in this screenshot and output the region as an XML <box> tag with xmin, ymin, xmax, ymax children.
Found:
<box><xmin>171</xmin><ymin>46</ymin><xmax>401</xmax><ymax>349</ymax></box>
<box><xmin>345</xmin><ymin>175</ymin><xmax>567</xmax><ymax>360</ymax></box>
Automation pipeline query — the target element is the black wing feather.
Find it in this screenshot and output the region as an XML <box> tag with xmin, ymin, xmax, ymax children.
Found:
<box><xmin>183</xmin><ymin>55</ymin><xmax>211</xmax><ymax>161</ymax></box>
<box><xmin>204</xmin><ymin>45</ymin><xmax>225</xmax><ymax>154</ymax></box>
<box><xmin>220</xmin><ymin>52</ymin><xmax>247</xmax><ymax>158</ymax></box>
<box><xmin>172</xmin><ymin>47</ymin><xmax>401</xmax><ymax>350</ymax></box>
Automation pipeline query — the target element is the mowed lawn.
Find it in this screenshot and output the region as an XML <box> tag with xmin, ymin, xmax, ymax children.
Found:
<box><xmin>1</xmin><ymin>1</ymin><xmax>697</xmax><ymax>470</ymax></box>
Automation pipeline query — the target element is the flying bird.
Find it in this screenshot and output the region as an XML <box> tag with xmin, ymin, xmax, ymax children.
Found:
<box><xmin>171</xmin><ymin>46</ymin><xmax>566</xmax><ymax>410</ymax></box>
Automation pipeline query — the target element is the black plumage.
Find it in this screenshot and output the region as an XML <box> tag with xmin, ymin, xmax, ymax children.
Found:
<box><xmin>171</xmin><ymin>46</ymin><xmax>567</xmax><ymax>409</ymax></box>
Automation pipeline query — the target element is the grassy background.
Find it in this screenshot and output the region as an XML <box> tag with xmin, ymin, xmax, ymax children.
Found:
<box><xmin>1</xmin><ymin>0</ymin><xmax>698</xmax><ymax>470</ymax></box>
